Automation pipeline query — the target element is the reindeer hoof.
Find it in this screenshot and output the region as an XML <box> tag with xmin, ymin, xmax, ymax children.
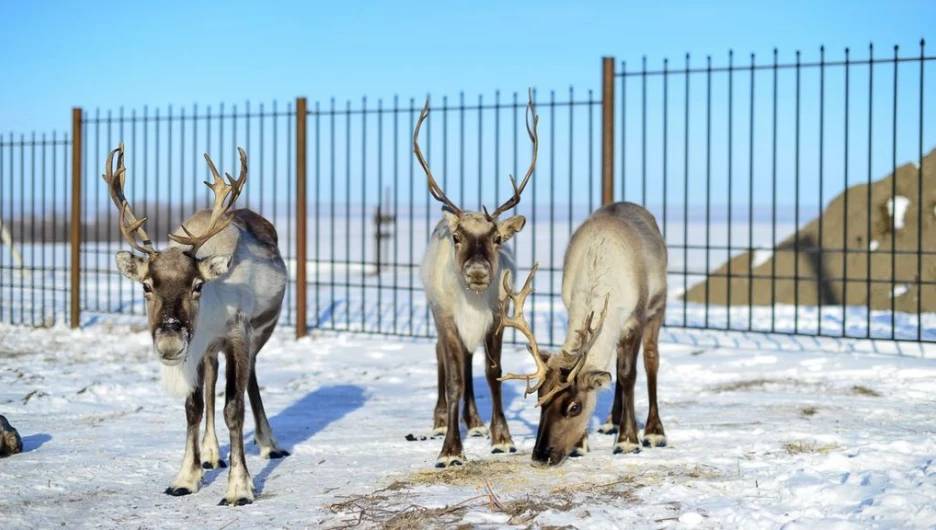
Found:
<box><xmin>642</xmin><ymin>434</ymin><xmax>667</xmax><ymax>448</ymax></box>
<box><xmin>598</xmin><ymin>423</ymin><xmax>619</xmax><ymax>435</ymax></box>
<box><xmin>431</xmin><ymin>427</ymin><xmax>447</xmax><ymax>437</ymax></box>
<box><xmin>219</xmin><ymin>497</ymin><xmax>253</xmax><ymax>507</ymax></box>
<box><xmin>165</xmin><ymin>487</ymin><xmax>193</xmax><ymax>497</ymax></box>
<box><xmin>435</xmin><ymin>456</ymin><xmax>464</xmax><ymax>468</ymax></box>
<box><xmin>267</xmin><ymin>449</ymin><xmax>290</xmax><ymax>459</ymax></box>
<box><xmin>613</xmin><ymin>442</ymin><xmax>642</xmax><ymax>455</ymax></box>
<box><xmin>467</xmin><ymin>425</ymin><xmax>489</xmax><ymax>438</ymax></box>
<box><xmin>202</xmin><ymin>460</ymin><xmax>228</xmax><ymax>469</ymax></box>
<box><xmin>491</xmin><ymin>443</ymin><xmax>517</xmax><ymax>454</ymax></box>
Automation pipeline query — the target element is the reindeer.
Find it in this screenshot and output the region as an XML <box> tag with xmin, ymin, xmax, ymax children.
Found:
<box><xmin>103</xmin><ymin>143</ymin><xmax>288</xmax><ymax>505</ymax></box>
<box><xmin>417</xmin><ymin>90</ymin><xmax>539</xmax><ymax>468</ymax></box>
<box><xmin>498</xmin><ymin>201</ymin><xmax>668</xmax><ymax>466</ymax></box>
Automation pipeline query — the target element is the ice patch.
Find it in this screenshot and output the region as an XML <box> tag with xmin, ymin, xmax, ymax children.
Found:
<box><xmin>887</xmin><ymin>196</ymin><xmax>910</xmax><ymax>231</ymax></box>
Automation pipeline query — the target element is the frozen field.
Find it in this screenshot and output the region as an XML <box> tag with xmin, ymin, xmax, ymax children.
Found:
<box><xmin>1</xmin><ymin>317</ymin><xmax>935</xmax><ymax>529</ymax></box>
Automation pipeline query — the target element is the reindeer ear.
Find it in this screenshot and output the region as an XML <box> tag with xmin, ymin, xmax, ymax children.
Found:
<box><xmin>497</xmin><ymin>215</ymin><xmax>526</xmax><ymax>243</ymax></box>
<box><xmin>115</xmin><ymin>251</ymin><xmax>147</xmax><ymax>282</ymax></box>
<box><xmin>578</xmin><ymin>370</ymin><xmax>612</xmax><ymax>391</ymax></box>
<box><xmin>198</xmin><ymin>254</ymin><xmax>232</xmax><ymax>281</ymax></box>
<box><xmin>442</xmin><ymin>209</ymin><xmax>460</xmax><ymax>231</ymax></box>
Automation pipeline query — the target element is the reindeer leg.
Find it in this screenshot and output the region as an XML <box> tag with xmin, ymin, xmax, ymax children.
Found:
<box><xmin>484</xmin><ymin>323</ymin><xmax>515</xmax><ymax>453</ymax></box>
<box><xmin>166</xmin><ymin>362</ymin><xmax>205</xmax><ymax>496</ymax></box>
<box><xmin>613</xmin><ymin>329</ymin><xmax>643</xmax><ymax>455</ymax></box>
<box><xmin>432</xmin><ymin>340</ymin><xmax>447</xmax><ymax>437</ymax></box>
<box><xmin>435</xmin><ymin>317</ymin><xmax>466</xmax><ymax>468</ymax></box>
<box><xmin>247</xmin><ymin>312</ymin><xmax>289</xmax><ymax>459</ymax></box>
<box><xmin>220</xmin><ymin>327</ymin><xmax>255</xmax><ymax>506</ymax></box>
<box><xmin>200</xmin><ymin>351</ymin><xmax>225</xmax><ymax>469</ymax></box>
<box><xmin>462</xmin><ymin>350</ymin><xmax>488</xmax><ymax>437</ymax></box>
<box><xmin>598</xmin><ymin>375</ymin><xmax>622</xmax><ymax>435</ymax></box>
<box><xmin>642</xmin><ymin>307</ymin><xmax>667</xmax><ymax>448</ymax></box>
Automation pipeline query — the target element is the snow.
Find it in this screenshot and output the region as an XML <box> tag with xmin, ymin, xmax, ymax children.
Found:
<box><xmin>751</xmin><ymin>248</ymin><xmax>773</xmax><ymax>269</ymax></box>
<box><xmin>2</xmin><ymin>321</ymin><xmax>936</xmax><ymax>529</ymax></box>
<box><xmin>892</xmin><ymin>284</ymin><xmax>909</xmax><ymax>299</ymax></box>
<box><xmin>887</xmin><ymin>195</ymin><xmax>911</xmax><ymax>231</ymax></box>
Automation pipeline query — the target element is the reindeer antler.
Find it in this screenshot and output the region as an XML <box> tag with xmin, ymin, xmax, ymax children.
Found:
<box><xmin>414</xmin><ymin>98</ymin><xmax>462</xmax><ymax>217</ymax></box>
<box><xmin>102</xmin><ymin>142</ymin><xmax>158</xmax><ymax>257</ymax></box>
<box><xmin>496</xmin><ymin>262</ymin><xmax>549</xmax><ymax>399</ymax></box>
<box><xmin>168</xmin><ymin>148</ymin><xmax>247</xmax><ymax>255</ymax></box>
<box><xmin>484</xmin><ymin>88</ymin><xmax>538</xmax><ymax>221</ymax></box>
<box><xmin>535</xmin><ymin>294</ymin><xmax>611</xmax><ymax>407</ymax></box>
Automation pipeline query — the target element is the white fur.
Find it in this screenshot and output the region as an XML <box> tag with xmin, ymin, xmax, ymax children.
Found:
<box><xmin>169</xmin><ymin>444</ymin><xmax>204</xmax><ymax>493</ymax></box>
<box><xmin>223</xmin><ymin>467</ymin><xmax>255</xmax><ymax>505</ymax></box>
<box><xmin>201</xmin><ymin>425</ymin><xmax>221</xmax><ymax>468</ymax></box>
<box><xmin>160</xmin><ymin>360</ymin><xmax>201</xmax><ymax>398</ymax></box>
<box><xmin>453</xmin><ymin>291</ymin><xmax>494</xmax><ymax>353</ymax></box>
<box><xmin>642</xmin><ymin>433</ymin><xmax>667</xmax><ymax>447</ymax></box>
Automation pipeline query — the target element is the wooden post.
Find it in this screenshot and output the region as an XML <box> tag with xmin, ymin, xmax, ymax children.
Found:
<box><xmin>70</xmin><ymin>108</ymin><xmax>82</xmax><ymax>328</ymax></box>
<box><xmin>601</xmin><ymin>56</ymin><xmax>615</xmax><ymax>205</ymax></box>
<box><xmin>296</xmin><ymin>97</ymin><xmax>308</xmax><ymax>339</ymax></box>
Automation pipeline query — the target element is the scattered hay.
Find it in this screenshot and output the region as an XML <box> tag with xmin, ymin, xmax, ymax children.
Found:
<box><xmin>850</xmin><ymin>385</ymin><xmax>882</xmax><ymax>397</ymax></box>
<box><xmin>800</xmin><ymin>406</ymin><xmax>818</xmax><ymax>417</ymax></box>
<box><xmin>710</xmin><ymin>378</ymin><xmax>799</xmax><ymax>393</ymax></box>
<box><xmin>783</xmin><ymin>440</ymin><xmax>840</xmax><ymax>455</ymax></box>
<box><xmin>326</xmin><ymin>463</ymin><xmax>646</xmax><ymax>529</ymax></box>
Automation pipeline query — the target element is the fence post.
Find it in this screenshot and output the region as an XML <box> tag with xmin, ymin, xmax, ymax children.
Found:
<box><xmin>601</xmin><ymin>56</ymin><xmax>615</xmax><ymax>205</ymax></box>
<box><xmin>295</xmin><ymin>97</ymin><xmax>308</xmax><ymax>339</ymax></box>
<box><xmin>70</xmin><ymin>108</ymin><xmax>82</xmax><ymax>328</ymax></box>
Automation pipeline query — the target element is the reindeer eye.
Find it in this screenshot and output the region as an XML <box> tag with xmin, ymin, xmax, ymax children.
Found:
<box><xmin>494</xmin><ymin>234</ymin><xmax>503</xmax><ymax>245</ymax></box>
<box><xmin>193</xmin><ymin>282</ymin><xmax>204</xmax><ymax>294</ymax></box>
<box><xmin>142</xmin><ymin>284</ymin><xmax>153</xmax><ymax>294</ymax></box>
<box><xmin>567</xmin><ymin>402</ymin><xmax>582</xmax><ymax>417</ymax></box>
<box><xmin>452</xmin><ymin>233</ymin><xmax>461</xmax><ymax>245</ymax></box>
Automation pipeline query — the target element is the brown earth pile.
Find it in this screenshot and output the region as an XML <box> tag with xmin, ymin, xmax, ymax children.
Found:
<box><xmin>682</xmin><ymin>146</ymin><xmax>936</xmax><ymax>313</ymax></box>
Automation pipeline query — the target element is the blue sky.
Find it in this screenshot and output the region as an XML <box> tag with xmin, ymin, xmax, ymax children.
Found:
<box><xmin>2</xmin><ymin>0</ymin><xmax>932</xmax><ymax>132</ymax></box>
<box><xmin>1</xmin><ymin>0</ymin><xmax>934</xmax><ymax>216</ymax></box>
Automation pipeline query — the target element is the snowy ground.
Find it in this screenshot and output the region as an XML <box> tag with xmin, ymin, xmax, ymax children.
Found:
<box><xmin>1</xmin><ymin>319</ymin><xmax>935</xmax><ymax>529</ymax></box>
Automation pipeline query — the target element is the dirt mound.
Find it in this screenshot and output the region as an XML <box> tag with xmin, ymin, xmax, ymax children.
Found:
<box><xmin>683</xmin><ymin>146</ymin><xmax>936</xmax><ymax>313</ymax></box>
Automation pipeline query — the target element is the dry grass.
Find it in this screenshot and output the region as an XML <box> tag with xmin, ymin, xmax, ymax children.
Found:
<box><xmin>850</xmin><ymin>385</ymin><xmax>882</xmax><ymax>397</ymax></box>
<box><xmin>325</xmin><ymin>460</ymin><xmax>648</xmax><ymax>529</ymax></box>
<box><xmin>800</xmin><ymin>406</ymin><xmax>818</xmax><ymax>417</ymax></box>
<box><xmin>783</xmin><ymin>440</ymin><xmax>840</xmax><ymax>455</ymax></box>
<box><xmin>710</xmin><ymin>378</ymin><xmax>806</xmax><ymax>393</ymax></box>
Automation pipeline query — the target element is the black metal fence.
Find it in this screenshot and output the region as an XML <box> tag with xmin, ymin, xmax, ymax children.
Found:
<box><xmin>0</xmin><ymin>41</ymin><xmax>933</xmax><ymax>347</ymax></box>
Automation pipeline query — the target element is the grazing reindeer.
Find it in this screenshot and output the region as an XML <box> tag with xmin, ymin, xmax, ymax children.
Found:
<box><xmin>104</xmin><ymin>143</ymin><xmax>288</xmax><ymax>505</ymax></box>
<box><xmin>499</xmin><ymin>202</ymin><xmax>668</xmax><ymax>466</ymax></box>
<box><xmin>417</xmin><ymin>90</ymin><xmax>539</xmax><ymax>467</ymax></box>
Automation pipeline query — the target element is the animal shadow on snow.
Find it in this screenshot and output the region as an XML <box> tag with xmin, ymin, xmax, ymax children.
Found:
<box><xmin>211</xmin><ymin>384</ymin><xmax>367</xmax><ymax>494</ymax></box>
<box><xmin>21</xmin><ymin>433</ymin><xmax>52</xmax><ymax>452</ymax></box>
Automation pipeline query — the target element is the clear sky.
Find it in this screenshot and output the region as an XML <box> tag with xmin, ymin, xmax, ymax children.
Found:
<box><xmin>2</xmin><ymin>0</ymin><xmax>932</xmax><ymax>132</ymax></box>
<box><xmin>1</xmin><ymin>0</ymin><xmax>934</xmax><ymax>216</ymax></box>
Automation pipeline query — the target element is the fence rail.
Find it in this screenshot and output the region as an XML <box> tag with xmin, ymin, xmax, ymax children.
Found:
<box><xmin>1</xmin><ymin>41</ymin><xmax>933</xmax><ymax>347</ymax></box>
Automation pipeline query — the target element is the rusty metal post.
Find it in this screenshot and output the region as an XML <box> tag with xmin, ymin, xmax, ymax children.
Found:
<box><xmin>70</xmin><ymin>108</ymin><xmax>82</xmax><ymax>328</ymax></box>
<box><xmin>295</xmin><ymin>97</ymin><xmax>308</xmax><ymax>339</ymax></box>
<box><xmin>601</xmin><ymin>56</ymin><xmax>615</xmax><ymax>205</ymax></box>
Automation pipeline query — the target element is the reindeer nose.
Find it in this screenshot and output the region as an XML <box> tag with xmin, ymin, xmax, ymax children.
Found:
<box><xmin>160</xmin><ymin>319</ymin><xmax>183</xmax><ymax>333</ymax></box>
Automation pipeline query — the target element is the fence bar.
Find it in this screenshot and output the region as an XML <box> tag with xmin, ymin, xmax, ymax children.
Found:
<box><xmin>295</xmin><ymin>97</ymin><xmax>308</xmax><ymax>338</ymax></box>
<box><xmin>70</xmin><ymin>108</ymin><xmax>82</xmax><ymax>328</ymax></box>
<box><xmin>601</xmin><ymin>56</ymin><xmax>615</xmax><ymax>205</ymax></box>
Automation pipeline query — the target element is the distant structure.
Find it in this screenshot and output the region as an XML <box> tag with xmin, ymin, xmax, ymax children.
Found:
<box><xmin>0</xmin><ymin>217</ymin><xmax>25</xmax><ymax>269</ymax></box>
<box><xmin>373</xmin><ymin>187</ymin><xmax>396</xmax><ymax>276</ymax></box>
<box><xmin>683</xmin><ymin>146</ymin><xmax>936</xmax><ymax>313</ymax></box>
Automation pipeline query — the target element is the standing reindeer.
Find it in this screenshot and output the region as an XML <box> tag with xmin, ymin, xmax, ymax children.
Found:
<box><xmin>104</xmin><ymin>143</ymin><xmax>288</xmax><ymax>505</ymax></box>
<box><xmin>417</xmin><ymin>90</ymin><xmax>539</xmax><ymax>467</ymax></box>
<box><xmin>499</xmin><ymin>202</ymin><xmax>668</xmax><ymax>466</ymax></box>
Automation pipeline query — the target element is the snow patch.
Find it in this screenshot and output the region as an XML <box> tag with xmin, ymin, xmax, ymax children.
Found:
<box><xmin>887</xmin><ymin>195</ymin><xmax>911</xmax><ymax>231</ymax></box>
<box><xmin>891</xmin><ymin>284</ymin><xmax>909</xmax><ymax>298</ymax></box>
<box><xmin>870</xmin><ymin>240</ymin><xmax>879</xmax><ymax>252</ymax></box>
<box><xmin>751</xmin><ymin>248</ymin><xmax>773</xmax><ymax>268</ymax></box>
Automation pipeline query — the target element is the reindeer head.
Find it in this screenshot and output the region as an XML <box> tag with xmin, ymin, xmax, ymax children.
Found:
<box><xmin>104</xmin><ymin>143</ymin><xmax>247</xmax><ymax>366</ymax></box>
<box><xmin>498</xmin><ymin>264</ymin><xmax>611</xmax><ymax>466</ymax></box>
<box><xmin>415</xmin><ymin>90</ymin><xmax>538</xmax><ymax>294</ymax></box>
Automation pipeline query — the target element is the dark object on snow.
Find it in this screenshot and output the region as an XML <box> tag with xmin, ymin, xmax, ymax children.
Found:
<box><xmin>0</xmin><ymin>415</ymin><xmax>23</xmax><ymax>457</ymax></box>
